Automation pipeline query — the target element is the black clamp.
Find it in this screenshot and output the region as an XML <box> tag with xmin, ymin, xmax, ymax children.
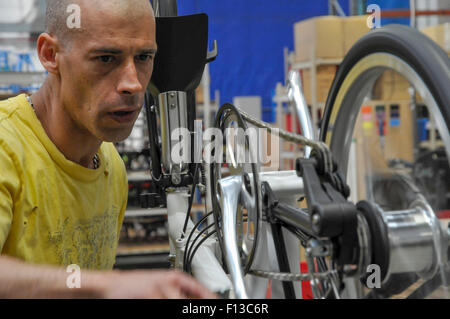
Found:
<box><xmin>295</xmin><ymin>154</ymin><xmax>359</xmax><ymax>267</ymax></box>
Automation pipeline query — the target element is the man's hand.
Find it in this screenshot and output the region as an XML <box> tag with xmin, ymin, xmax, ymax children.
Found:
<box><xmin>0</xmin><ymin>256</ymin><xmax>216</xmax><ymax>299</ymax></box>
<box><xmin>99</xmin><ymin>269</ymin><xmax>217</xmax><ymax>299</ymax></box>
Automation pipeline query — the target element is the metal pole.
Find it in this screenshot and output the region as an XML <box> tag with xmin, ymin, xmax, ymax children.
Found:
<box><xmin>410</xmin><ymin>0</ymin><xmax>417</xmax><ymax>28</ymax></box>
<box><xmin>152</xmin><ymin>0</ymin><xmax>178</xmax><ymax>17</ymax></box>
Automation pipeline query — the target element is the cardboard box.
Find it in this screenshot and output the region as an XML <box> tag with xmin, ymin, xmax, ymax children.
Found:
<box><xmin>372</xmin><ymin>70</ymin><xmax>412</xmax><ymax>101</ymax></box>
<box><xmin>195</xmin><ymin>85</ymin><xmax>204</xmax><ymax>104</ymax></box>
<box><xmin>343</xmin><ymin>15</ymin><xmax>371</xmax><ymax>54</ymax></box>
<box><xmin>293</xmin><ymin>15</ymin><xmax>371</xmax><ymax>62</ymax></box>
<box><xmin>294</xmin><ymin>16</ymin><xmax>344</xmax><ymax>62</ymax></box>
<box><xmin>421</xmin><ymin>23</ymin><xmax>450</xmax><ymax>54</ymax></box>
<box><xmin>301</xmin><ymin>65</ymin><xmax>337</xmax><ymax>104</ymax></box>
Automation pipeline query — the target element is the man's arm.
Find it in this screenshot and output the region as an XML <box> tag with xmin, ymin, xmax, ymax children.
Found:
<box><xmin>0</xmin><ymin>140</ymin><xmax>20</xmax><ymax>251</ymax></box>
<box><xmin>0</xmin><ymin>255</ymin><xmax>216</xmax><ymax>299</ymax></box>
<box><xmin>0</xmin><ymin>255</ymin><xmax>101</xmax><ymax>298</ymax></box>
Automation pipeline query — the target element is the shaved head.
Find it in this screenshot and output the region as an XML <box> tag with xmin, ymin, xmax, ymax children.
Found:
<box><xmin>37</xmin><ymin>0</ymin><xmax>157</xmax><ymax>144</ymax></box>
<box><xmin>45</xmin><ymin>0</ymin><xmax>154</xmax><ymax>47</ymax></box>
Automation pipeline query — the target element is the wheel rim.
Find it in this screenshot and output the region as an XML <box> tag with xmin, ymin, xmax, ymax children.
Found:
<box><xmin>323</xmin><ymin>52</ymin><xmax>450</xmax><ymax>177</ymax></box>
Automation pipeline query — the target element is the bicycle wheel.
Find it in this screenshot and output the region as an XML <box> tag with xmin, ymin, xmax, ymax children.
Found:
<box><xmin>209</xmin><ymin>103</ymin><xmax>262</xmax><ymax>298</ymax></box>
<box><xmin>321</xmin><ymin>25</ymin><xmax>450</xmax><ymax>298</ymax></box>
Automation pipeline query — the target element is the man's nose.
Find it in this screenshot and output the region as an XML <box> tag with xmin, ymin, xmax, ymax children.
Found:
<box><xmin>117</xmin><ymin>60</ymin><xmax>144</xmax><ymax>95</ymax></box>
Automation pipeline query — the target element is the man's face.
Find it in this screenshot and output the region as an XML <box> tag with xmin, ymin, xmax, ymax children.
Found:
<box><xmin>57</xmin><ymin>3</ymin><xmax>157</xmax><ymax>142</ymax></box>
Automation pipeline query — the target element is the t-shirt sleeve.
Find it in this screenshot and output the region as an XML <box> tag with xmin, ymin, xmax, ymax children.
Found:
<box><xmin>0</xmin><ymin>140</ymin><xmax>21</xmax><ymax>251</ymax></box>
<box><xmin>117</xmin><ymin>163</ymin><xmax>128</xmax><ymax>239</ymax></box>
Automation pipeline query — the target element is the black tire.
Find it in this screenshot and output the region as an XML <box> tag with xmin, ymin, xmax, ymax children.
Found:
<box><xmin>320</xmin><ymin>24</ymin><xmax>450</xmax><ymax>143</ymax></box>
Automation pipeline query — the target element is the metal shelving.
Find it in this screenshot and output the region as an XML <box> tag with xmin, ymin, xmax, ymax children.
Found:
<box><xmin>0</xmin><ymin>71</ymin><xmax>46</xmax><ymax>86</ymax></box>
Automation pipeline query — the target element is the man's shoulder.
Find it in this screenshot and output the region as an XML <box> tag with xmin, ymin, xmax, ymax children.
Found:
<box><xmin>0</xmin><ymin>94</ymin><xmax>31</xmax><ymax>139</ymax></box>
<box><xmin>0</xmin><ymin>95</ymin><xmax>26</xmax><ymax>121</ymax></box>
<box><xmin>0</xmin><ymin>95</ymin><xmax>28</xmax><ymax>151</ymax></box>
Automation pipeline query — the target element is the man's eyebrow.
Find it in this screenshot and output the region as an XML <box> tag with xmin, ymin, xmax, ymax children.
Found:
<box><xmin>90</xmin><ymin>48</ymin><xmax>123</xmax><ymax>54</ymax></box>
<box><xmin>90</xmin><ymin>48</ymin><xmax>157</xmax><ymax>55</ymax></box>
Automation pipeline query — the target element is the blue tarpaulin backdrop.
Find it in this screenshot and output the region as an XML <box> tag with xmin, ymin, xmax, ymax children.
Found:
<box><xmin>177</xmin><ymin>0</ymin><xmax>411</xmax><ymax>111</ymax></box>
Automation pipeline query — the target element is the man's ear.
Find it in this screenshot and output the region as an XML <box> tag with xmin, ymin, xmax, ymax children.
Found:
<box><xmin>37</xmin><ymin>33</ymin><xmax>60</xmax><ymax>74</ymax></box>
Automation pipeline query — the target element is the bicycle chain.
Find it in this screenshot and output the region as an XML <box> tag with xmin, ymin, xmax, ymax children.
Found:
<box><xmin>248</xmin><ymin>269</ymin><xmax>331</xmax><ymax>282</ymax></box>
<box><xmin>236</xmin><ymin>108</ymin><xmax>335</xmax><ymax>176</ymax></box>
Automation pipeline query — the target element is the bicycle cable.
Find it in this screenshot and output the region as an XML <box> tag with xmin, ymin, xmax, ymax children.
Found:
<box><xmin>183</xmin><ymin>210</ymin><xmax>214</xmax><ymax>271</ymax></box>
<box><xmin>181</xmin><ymin>163</ymin><xmax>200</xmax><ymax>237</ymax></box>
<box><xmin>185</xmin><ymin>222</ymin><xmax>216</xmax><ymax>273</ymax></box>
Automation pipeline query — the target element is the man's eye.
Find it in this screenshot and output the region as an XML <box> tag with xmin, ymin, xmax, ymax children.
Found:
<box><xmin>97</xmin><ymin>56</ymin><xmax>115</xmax><ymax>63</ymax></box>
<box><xmin>136</xmin><ymin>54</ymin><xmax>153</xmax><ymax>62</ymax></box>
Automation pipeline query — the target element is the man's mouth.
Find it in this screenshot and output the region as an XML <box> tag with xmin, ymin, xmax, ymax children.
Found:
<box><xmin>113</xmin><ymin>110</ymin><xmax>134</xmax><ymax>116</ymax></box>
<box><xmin>108</xmin><ymin>109</ymin><xmax>138</xmax><ymax>123</ymax></box>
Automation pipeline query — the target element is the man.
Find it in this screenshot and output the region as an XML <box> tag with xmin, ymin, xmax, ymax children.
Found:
<box><xmin>0</xmin><ymin>0</ymin><xmax>215</xmax><ymax>298</ymax></box>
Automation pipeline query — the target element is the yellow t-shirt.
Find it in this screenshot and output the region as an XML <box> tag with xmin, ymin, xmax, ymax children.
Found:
<box><xmin>0</xmin><ymin>94</ymin><xmax>128</xmax><ymax>270</ymax></box>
